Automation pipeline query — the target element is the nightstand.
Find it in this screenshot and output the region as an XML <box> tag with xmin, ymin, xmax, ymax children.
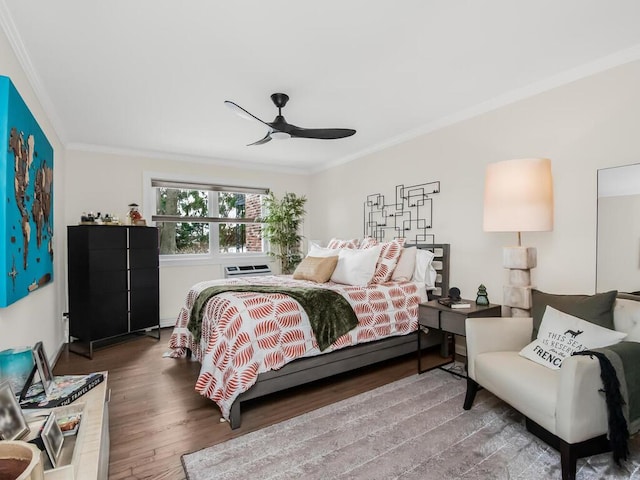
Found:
<box><xmin>418</xmin><ymin>299</ymin><xmax>501</xmax><ymax>374</ymax></box>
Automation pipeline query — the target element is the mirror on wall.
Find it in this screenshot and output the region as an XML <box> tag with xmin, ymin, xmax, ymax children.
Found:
<box><xmin>597</xmin><ymin>163</ymin><xmax>640</xmax><ymax>293</ymax></box>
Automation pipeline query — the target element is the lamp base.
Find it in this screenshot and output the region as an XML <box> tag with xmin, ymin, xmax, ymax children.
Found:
<box><xmin>502</xmin><ymin>246</ymin><xmax>537</xmax><ymax>316</ymax></box>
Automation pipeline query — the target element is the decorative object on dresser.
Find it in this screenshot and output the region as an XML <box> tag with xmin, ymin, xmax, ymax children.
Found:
<box><xmin>483</xmin><ymin>158</ymin><xmax>554</xmax><ymax>316</ymax></box>
<box><xmin>168</xmin><ymin>243</ymin><xmax>450</xmax><ymax>429</ymax></box>
<box><xmin>67</xmin><ymin>225</ymin><xmax>160</xmax><ymax>358</ymax></box>
<box><xmin>364</xmin><ymin>180</ymin><xmax>440</xmax><ymax>245</ymax></box>
<box><xmin>125</xmin><ymin>202</ymin><xmax>145</xmax><ymax>226</ymax></box>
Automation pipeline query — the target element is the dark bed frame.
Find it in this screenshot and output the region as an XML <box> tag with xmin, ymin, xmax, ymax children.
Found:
<box><xmin>226</xmin><ymin>243</ymin><xmax>450</xmax><ymax>429</ymax></box>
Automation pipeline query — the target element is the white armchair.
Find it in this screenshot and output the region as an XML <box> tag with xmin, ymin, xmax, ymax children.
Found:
<box><xmin>464</xmin><ymin>295</ymin><xmax>640</xmax><ymax>480</ymax></box>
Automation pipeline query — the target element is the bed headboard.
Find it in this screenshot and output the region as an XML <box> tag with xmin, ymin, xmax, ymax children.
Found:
<box><xmin>410</xmin><ymin>243</ymin><xmax>450</xmax><ymax>299</ymax></box>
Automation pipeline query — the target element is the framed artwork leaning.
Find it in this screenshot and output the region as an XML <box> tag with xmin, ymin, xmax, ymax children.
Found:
<box><xmin>32</xmin><ymin>341</ymin><xmax>54</xmax><ymax>396</ymax></box>
<box><xmin>41</xmin><ymin>412</ymin><xmax>64</xmax><ymax>467</ymax></box>
<box><xmin>0</xmin><ymin>380</ymin><xmax>29</xmax><ymax>440</ymax></box>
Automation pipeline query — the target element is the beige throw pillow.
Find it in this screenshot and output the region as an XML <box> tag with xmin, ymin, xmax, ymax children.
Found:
<box><xmin>391</xmin><ymin>246</ymin><xmax>417</xmax><ymax>281</ymax></box>
<box><xmin>293</xmin><ymin>255</ymin><xmax>339</xmax><ymax>283</ymax></box>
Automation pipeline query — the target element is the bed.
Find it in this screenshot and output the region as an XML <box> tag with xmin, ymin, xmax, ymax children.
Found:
<box><xmin>168</xmin><ymin>242</ymin><xmax>450</xmax><ymax>429</ymax></box>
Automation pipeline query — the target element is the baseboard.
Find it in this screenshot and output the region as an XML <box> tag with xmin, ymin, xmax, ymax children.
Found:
<box><xmin>455</xmin><ymin>344</ymin><xmax>467</xmax><ymax>357</ymax></box>
<box><xmin>52</xmin><ymin>341</ymin><xmax>65</xmax><ymax>369</ymax></box>
<box><xmin>160</xmin><ymin>317</ymin><xmax>175</xmax><ymax>328</ymax></box>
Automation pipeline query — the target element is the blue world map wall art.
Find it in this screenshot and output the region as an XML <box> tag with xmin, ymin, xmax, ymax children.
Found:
<box><xmin>0</xmin><ymin>76</ymin><xmax>54</xmax><ymax>307</ymax></box>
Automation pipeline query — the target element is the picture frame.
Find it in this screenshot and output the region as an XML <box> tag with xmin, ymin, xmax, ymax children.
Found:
<box><xmin>32</xmin><ymin>341</ymin><xmax>54</xmax><ymax>396</ymax></box>
<box><xmin>0</xmin><ymin>380</ymin><xmax>29</xmax><ymax>440</ymax></box>
<box><xmin>41</xmin><ymin>412</ymin><xmax>64</xmax><ymax>467</ymax></box>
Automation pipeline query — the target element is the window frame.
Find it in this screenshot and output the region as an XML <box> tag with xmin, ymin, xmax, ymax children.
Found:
<box><xmin>143</xmin><ymin>172</ymin><xmax>271</xmax><ymax>266</ymax></box>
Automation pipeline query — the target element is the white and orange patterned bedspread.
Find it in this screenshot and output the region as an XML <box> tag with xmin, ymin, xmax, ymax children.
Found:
<box><xmin>168</xmin><ymin>275</ymin><xmax>428</xmax><ymax>420</ymax></box>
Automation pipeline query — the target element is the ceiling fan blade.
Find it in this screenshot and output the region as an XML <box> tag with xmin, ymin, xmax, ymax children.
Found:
<box><xmin>247</xmin><ymin>132</ymin><xmax>272</xmax><ymax>146</ymax></box>
<box><xmin>288</xmin><ymin>126</ymin><xmax>356</xmax><ymax>140</ymax></box>
<box><xmin>224</xmin><ymin>100</ymin><xmax>271</xmax><ymax>128</ymax></box>
<box><xmin>227</xmin><ymin>94</ymin><xmax>356</xmax><ymax>143</ymax></box>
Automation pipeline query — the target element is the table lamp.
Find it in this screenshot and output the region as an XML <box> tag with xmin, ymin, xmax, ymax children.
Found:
<box><xmin>483</xmin><ymin>158</ymin><xmax>554</xmax><ymax>316</ymax></box>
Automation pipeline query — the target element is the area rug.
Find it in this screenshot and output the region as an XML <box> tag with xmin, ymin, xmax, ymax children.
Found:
<box><xmin>182</xmin><ymin>369</ymin><xmax>640</xmax><ymax>479</ymax></box>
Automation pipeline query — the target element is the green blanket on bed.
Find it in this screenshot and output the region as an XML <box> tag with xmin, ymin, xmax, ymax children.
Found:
<box><xmin>188</xmin><ymin>285</ymin><xmax>359</xmax><ymax>351</ymax></box>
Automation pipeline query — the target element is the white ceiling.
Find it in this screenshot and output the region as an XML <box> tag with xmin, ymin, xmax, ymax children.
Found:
<box><xmin>2</xmin><ymin>1</ymin><xmax>640</xmax><ymax>174</ymax></box>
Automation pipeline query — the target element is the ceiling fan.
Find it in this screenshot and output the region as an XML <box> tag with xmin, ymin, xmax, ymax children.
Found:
<box><xmin>224</xmin><ymin>93</ymin><xmax>356</xmax><ymax>146</ymax></box>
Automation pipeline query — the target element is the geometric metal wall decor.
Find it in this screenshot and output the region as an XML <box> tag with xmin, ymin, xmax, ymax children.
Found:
<box><xmin>0</xmin><ymin>76</ymin><xmax>54</xmax><ymax>307</ymax></box>
<box><xmin>364</xmin><ymin>181</ymin><xmax>440</xmax><ymax>244</ymax></box>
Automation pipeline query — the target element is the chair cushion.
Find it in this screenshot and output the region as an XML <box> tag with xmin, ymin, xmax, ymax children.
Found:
<box><xmin>531</xmin><ymin>289</ymin><xmax>617</xmax><ymax>340</ymax></box>
<box><xmin>475</xmin><ymin>351</ymin><xmax>559</xmax><ymax>434</ymax></box>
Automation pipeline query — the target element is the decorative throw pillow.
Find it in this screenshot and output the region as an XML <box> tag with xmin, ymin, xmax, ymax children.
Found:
<box><xmin>359</xmin><ymin>237</ymin><xmax>378</xmax><ymax>249</ymax></box>
<box><xmin>531</xmin><ymin>289</ymin><xmax>618</xmax><ymax>340</ymax></box>
<box><xmin>370</xmin><ymin>238</ymin><xmax>405</xmax><ymax>283</ymax></box>
<box><xmin>330</xmin><ymin>245</ymin><xmax>382</xmax><ymax>286</ymax></box>
<box><xmin>391</xmin><ymin>246</ymin><xmax>418</xmax><ymax>281</ymax></box>
<box><xmin>326</xmin><ymin>238</ymin><xmax>359</xmax><ymax>249</ymax></box>
<box><xmin>413</xmin><ymin>249</ymin><xmax>436</xmax><ymax>286</ymax></box>
<box><xmin>519</xmin><ymin>306</ymin><xmax>627</xmax><ymax>370</ymax></box>
<box><xmin>293</xmin><ymin>256</ymin><xmax>339</xmax><ymax>283</ymax></box>
<box><xmin>307</xmin><ymin>244</ymin><xmax>342</xmax><ymax>258</ymax></box>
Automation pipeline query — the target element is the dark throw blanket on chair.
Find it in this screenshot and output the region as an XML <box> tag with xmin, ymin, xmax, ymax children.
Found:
<box><xmin>574</xmin><ymin>341</ymin><xmax>640</xmax><ymax>464</ymax></box>
<box><xmin>188</xmin><ymin>285</ymin><xmax>360</xmax><ymax>351</ymax></box>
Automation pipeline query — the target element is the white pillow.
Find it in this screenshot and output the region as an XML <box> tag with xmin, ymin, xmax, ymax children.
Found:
<box><xmin>308</xmin><ymin>244</ymin><xmax>342</xmax><ymax>258</ymax></box>
<box><xmin>330</xmin><ymin>245</ymin><xmax>382</xmax><ymax>286</ymax></box>
<box><xmin>391</xmin><ymin>247</ymin><xmax>417</xmax><ymax>281</ymax></box>
<box><xmin>413</xmin><ymin>249</ymin><xmax>435</xmax><ymax>284</ymax></box>
<box><xmin>519</xmin><ymin>306</ymin><xmax>627</xmax><ymax>370</ymax></box>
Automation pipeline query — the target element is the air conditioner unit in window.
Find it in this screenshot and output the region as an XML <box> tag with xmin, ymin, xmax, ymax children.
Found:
<box><xmin>223</xmin><ymin>264</ymin><xmax>272</xmax><ymax>278</ymax></box>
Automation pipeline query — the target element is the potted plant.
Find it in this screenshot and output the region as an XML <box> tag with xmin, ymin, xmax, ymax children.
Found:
<box><xmin>261</xmin><ymin>192</ymin><xmax>307</xmax><ymax>274</ymax></box>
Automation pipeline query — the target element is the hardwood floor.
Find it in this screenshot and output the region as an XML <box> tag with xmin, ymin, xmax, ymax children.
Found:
<box><xmin>53</xmin><ymin>328</ymin><xmax>448</xmax><ymax>480</ymax></box>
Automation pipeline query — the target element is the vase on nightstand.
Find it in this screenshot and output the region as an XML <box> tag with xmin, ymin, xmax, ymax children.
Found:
<box><xmin>475</xmin><ymin>284</ymin><xmax>489</xmax><ymax>306</ymax></box>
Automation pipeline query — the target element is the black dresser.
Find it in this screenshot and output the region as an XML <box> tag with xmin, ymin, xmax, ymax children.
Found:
<box><xmin>67</xmin><ymin>225</ymin><xmax>160</xmax><ymax>357</ymax></box>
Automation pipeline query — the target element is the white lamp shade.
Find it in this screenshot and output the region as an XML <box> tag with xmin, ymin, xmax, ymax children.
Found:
<box><xmin>483</xmin><ymin>158</ymin><xmax>554</xmax><ymax>232</ymax></box>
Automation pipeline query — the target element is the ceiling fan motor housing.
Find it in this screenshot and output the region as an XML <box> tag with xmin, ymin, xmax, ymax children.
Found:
<box><xmin>271</xmin><ymin>93</ymin><xmax>289</xmax><ymax>108</ymax></box>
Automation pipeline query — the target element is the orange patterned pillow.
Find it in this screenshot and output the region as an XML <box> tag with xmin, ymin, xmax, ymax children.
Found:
<box><xmin>359</xmin><ymin>237</ymin><xmax>378</xmax><ymax>249</ymax></box>
<box><xmin>370</xmin><ymin>238</ymin><xmax>406</xmax><ymax>283</ymax></box>
<box><xmin>327</xmin><ymin>238</ymin><xmax>360</xmax><ymax>249</ymax></box>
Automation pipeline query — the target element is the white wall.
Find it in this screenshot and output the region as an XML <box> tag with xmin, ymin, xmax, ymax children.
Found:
<box><xmin>0</xmin><ymin>29</ymin><xmax>66</xmax><ymax>362</ymax></box>
<box><xmin>64</xmin><ymin>149</ymin><xmax>311</xmax><ymax>324</ymax></box>
<box><xmin>309</xmin><ymin>60</ymin><xmax>640</xmax><ymax>303</ymax></box>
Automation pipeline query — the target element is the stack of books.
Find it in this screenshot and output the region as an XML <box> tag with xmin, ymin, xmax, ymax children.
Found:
<box><xmin>20</xmin><ymin>372</ymin><xmax>104</xmax><ymax>409</ymax></box>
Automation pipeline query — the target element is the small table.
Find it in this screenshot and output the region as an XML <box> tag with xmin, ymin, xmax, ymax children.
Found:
<box><xmin>418</xmin><ymin>299</ymin><xmax>501</xmax><ymax>374</ymax></box>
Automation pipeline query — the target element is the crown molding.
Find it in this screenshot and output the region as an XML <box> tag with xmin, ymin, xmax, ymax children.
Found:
<box><xmin>315</xmin><ymin>44</ymin><xmax>640</xmax><ymax>174</ymax></box>
<box><xmin>66</xmin><ymin>142</ymin><xmax>312</xmax><ymax>176</ymax></box>
<box><xmin>0</xmin><ymin>0</ymin><xmax>68</xmax><ymax>144</ymax></box>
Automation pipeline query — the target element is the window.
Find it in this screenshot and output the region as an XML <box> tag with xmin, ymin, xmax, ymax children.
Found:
<box><xmin>149</xmin><ymin>178</ymin><xmax>269</xmax><ymax>259</ymax></box>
